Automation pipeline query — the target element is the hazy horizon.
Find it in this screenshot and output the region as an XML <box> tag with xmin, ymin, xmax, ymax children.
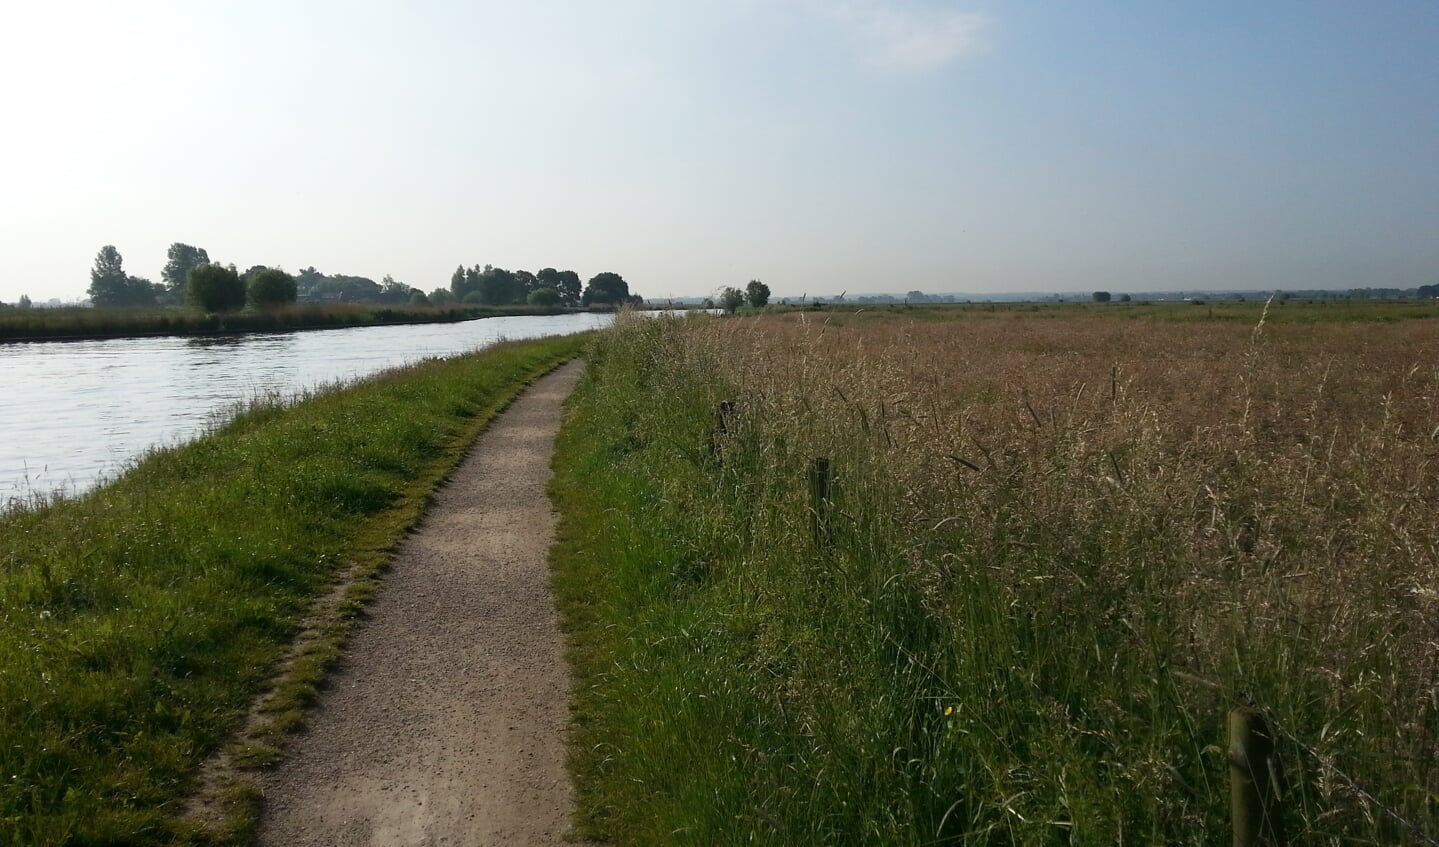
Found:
<box><xmin>2</xmin><ymin>2</ymin><xmax>1436</xmax><ymax>304</ymax></box>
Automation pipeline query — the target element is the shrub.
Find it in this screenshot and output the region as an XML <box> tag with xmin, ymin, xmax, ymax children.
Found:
<box><xmin>187</xmin><ymin>264</ymin><xmax>245</xmax><ymax>313</ymax></box>
<box><xmin>528</xmin><ymin>287</ymin><xmax>561</xmax><ymax>306</ymax></box>
<box><xmin>247</xmin><ymin>268</ymin><xmax>298</xmax><ymax>310</ymax></box>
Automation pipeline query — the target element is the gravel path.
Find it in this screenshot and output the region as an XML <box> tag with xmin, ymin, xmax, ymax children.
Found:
<box><xmin>254</xmin><ymin>361</ymin><xmax>587</xmax><ymax>847</ymax></box>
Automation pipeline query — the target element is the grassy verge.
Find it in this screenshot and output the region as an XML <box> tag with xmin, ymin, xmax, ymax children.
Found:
<box><xmin>0</xmin><ymin>302</ymin><xmax>589</xmax><ymax>343</ymax></box>
<box><xmin>0</xmin><ymin>333</ymin><xmax>587</xmax><ymax>845</ymax></box>
<box><xmin>551</xmin><ymin>311</ymin><xmax>1438</xmax><ymax>844</ymax></box>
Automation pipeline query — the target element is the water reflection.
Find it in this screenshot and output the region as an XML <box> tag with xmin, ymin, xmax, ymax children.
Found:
<box><xmin>186</xmin><ymin>334</ymin><xmax>252</xmax><ymax>348</ymax></box>
<box><xmin>0</xmin><ymin>312</ymin><xmax>613</xmax><ymax>498</ymax></box>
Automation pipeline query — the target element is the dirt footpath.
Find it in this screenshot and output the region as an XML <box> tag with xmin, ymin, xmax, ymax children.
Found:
<box><xmin>254</xmin><ymin>361</ymin><xmax>587</xmax><ymax>847</ymax></box>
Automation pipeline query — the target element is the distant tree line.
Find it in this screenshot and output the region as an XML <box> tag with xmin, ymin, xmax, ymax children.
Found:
<box><xmin>295</xmin><ymin>268</ymin><xmax>420</xmax><ymax>305</ymax></box>
<box><xmin>86</xmin><ymin>243</ymin><xmax>302</xmax><ymax>313</ymax></box>
<box><xmin>82</xmin><ymin>242</ymin><xmax>641</xmax><ymax>312</ymax></box>
<box><xmin>444</xmin><ymin>265</ymin><xmax>640</xmax><ymax>308</ymax></box>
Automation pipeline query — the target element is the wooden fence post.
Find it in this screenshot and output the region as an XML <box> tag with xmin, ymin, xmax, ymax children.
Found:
<box><xmin>708</xmin><ymin>400</ymin><xmax>737</xmax><ymax>460</ymax></box>
<box><xmin>809</xmin><ymin>457</ymin><xmax>833</xmax><ymax>547</ymax></box>
<box><xmin>1230</xmin><ymin>705</ymin><xmax>1287</xmax><ymax>847</ymax></box>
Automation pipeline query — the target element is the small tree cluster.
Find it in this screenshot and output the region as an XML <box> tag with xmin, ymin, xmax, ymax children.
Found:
<box><xmin>448</xmin><ymin>264</ymin><xmax>592</xmax><ymax>307</ymax></box>
<box><xmin>245</xmin><ymin>267</ymin><xmax>298</xmax><ymax>309</ymax></box>
<box><xmin>581</xmin><ymin>272</ymin><xmax>633</xmax><ymax>306</ymax></box>
<box><xmin>719</xmin><ymin>287</ymin><xmax>745</xmax><ymax>313</ymax></box>
<box><xmin>187</xmin><ymin>264</ymin><xmax>245</xmax><ymax>313</ymax></box>
<box><xmin>87</xmin><ymin>245</ymin><xmax>164</xmax><ymax>308</ymax></box>
<box><xmin>716</xmin><ymin>280</ymin><xmax>771</xmax><ymax>313</ymax></box>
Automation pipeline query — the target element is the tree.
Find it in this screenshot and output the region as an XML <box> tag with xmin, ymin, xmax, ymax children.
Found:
<box><xmin>428</xmin><ymin>288</ymin><xmax>455</xmax><ymax>307</ymax></box>
<box><xmin>581</xmin><ymin>272</ymin><xmax>629</xmax><ymax>306</ymax></box>
<box><xmin>536</xmin><ymin>269</ymin><xmax>561</xmax><ymax>304</ymax></box>
<box><xmin>719</xmin><ymin>286</ymin><xmax>745</xmax><ymax>313</ymax></box>
<box><xmin>307</xmin><ymin>273</ymin><xmax>381</xmax><ymax>302</ymax></box>
<box><xmin>555</xmin><ymin>270</ymin><xmax>582</xmax><ymax>306</ymax></box>
<box><xmin>409</xmin><ymin>290</ymin><xmax>430</xmax><ymax>307</ymax></box>
<box><xmin>247</xmin><ymin>268</ymin><xmax>298</xmax><ymax>309</ymax></box>
<box><xmin>86</xmin><ymin>246</ymin><xmax>159</xmax><ymax>307</ymax></box>
<box><xmin>88</xmin><ymin>245</ymin><xmax>129</xmax><ymax>306</ymax></box>
<box><xmin>528</xmin><ymin>287</ymin><xmax>560</xmax><ymax>306</ymax></box>
<box><xmin>1092</xmin><ymin>291</ymin><xmax>1112</xmax><ymax>303</ymax></box>
<box><xmin>162</xmin><ymin>243</ymin><xmax>210</xmax><ymax>294</ymax></box>
<box><xmin>538</xmin><ymin>268</ymin><xmax>583</xmax><ymax>305</ymax></box>
<box><xmin>296</xmin><ymin>266</ymin><xmax>324</xmax><ymax>298</ymax></box>
<box><xmin>188</xmin><ymin>263</ymin><xmax>245</xmax><ymax>312</ymax></box>
<box><xmin>477</xmin><ymin>266</ymin><xmax>519</xmax><ymax>305</ymax></box>
<box><xmin>745</xmin><ymin>279</ymin><xmax>771</xmax><ymax>308</ymax></box>
<box><xmin>452</xmin><ymin>265</ymin><xmax>481</xmax><ymax>302</ymax></box>
<box><xmin>17</xmin><ymin>295</ymin><xmax>32</xmax><ymax>309</ymax></box>
<box><xmin>128</xmin><ymin>276</ymin><xmax>162</xmax><ymax>307</ymax></box>
<box><xmin>513</xmin><ymin>270</ymin><xmax>538</xmax><ymax>301</ymax></box>
<box><xmin>380</xmin><ymin>274</ymin><xmax>412</xmax><ymax>304</ymax></box>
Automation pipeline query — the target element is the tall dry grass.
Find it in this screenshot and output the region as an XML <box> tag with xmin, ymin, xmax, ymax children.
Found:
<box><xmin>555</xmin><ymin>310</ymin><xmax>1438</xmax><ymax>843</ymax></box>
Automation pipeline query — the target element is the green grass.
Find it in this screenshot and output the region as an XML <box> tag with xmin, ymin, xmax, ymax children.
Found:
<box><xmin>0</xmin><ymin>302</ymin><xmax>579</xmax><ymax>342</ymax></box>
<box><xmin>550</xmin><ymin>312</ymin><xmax>1439</xmax><ymax>844</ymax></box>
<box><xmin>0</xmin><ymin>333</ymin><xmax>587</xmax><ymax>845</ymax></box>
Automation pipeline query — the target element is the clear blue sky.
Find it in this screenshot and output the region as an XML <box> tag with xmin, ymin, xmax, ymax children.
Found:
<box><xmin>2</xmin><ymin>1</ymin><xmax>1435</xmax><ymax>303</ymax></box>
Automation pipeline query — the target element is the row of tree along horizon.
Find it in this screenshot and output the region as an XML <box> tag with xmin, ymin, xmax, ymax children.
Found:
<box><xmin>80</xmin><ymin>243</ymin><xmax>641</xmax><ymax>312</ymax></box>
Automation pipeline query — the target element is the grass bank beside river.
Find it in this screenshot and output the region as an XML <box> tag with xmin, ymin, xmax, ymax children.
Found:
<box><xmin>0</xmin><ymin>334</ymin><xmax>586</xmax><ymax>845</ymax></box>
<box><xmin>550</xmin><ymin>311</ymin><xmax>1438</xmax><ymax>844</ymax></box>
<box><xmin>0</xmin><ymin>302</ymin><xmax>584</xmax><ymax>343</ymax></box>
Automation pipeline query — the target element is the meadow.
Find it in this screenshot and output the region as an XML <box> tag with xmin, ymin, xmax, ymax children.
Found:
<box><xmin>762</xmin><ymin>296</ymin><xmax>1439</xmax><ymax>325</ymax></box>
<box><xmin>551</xmin><ymin>308</ymin><xmax>1438</xmax><ymax>844</ymax></box>
<box><xmin>0</xmin><ymin>334</ymin><xmax>586</xmax><ymax>845</ymax></box>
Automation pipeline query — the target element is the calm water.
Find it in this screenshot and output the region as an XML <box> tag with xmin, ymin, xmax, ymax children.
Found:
<box><xmin>0</xmin><ymin>313</ymin><xmax>614</xmax><ymax>498</ymax></box>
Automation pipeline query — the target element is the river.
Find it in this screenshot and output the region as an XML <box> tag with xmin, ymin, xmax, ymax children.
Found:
<box><xmin>0</xmin><ymin>312</ymin><xmax>614</xmax><ymax>500</ymax></box>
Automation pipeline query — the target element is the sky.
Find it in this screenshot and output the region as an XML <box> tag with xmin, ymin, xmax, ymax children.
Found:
<box><xmin>1</xmin><ymin>1</ymin><xmax>1436</xmax><ymax>303</ymax></box>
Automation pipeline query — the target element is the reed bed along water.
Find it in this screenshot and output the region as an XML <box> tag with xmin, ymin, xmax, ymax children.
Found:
<box><xmin>551</xmin><ymin>310</ymin><xmax>1438</xmax><ymax>844</ymax></box>
<box><xmin>0</xmin><ymin>335</ymin><xmax>585</xmax><ymax>845</ymax></box>
<box><xmin>0</xmin><ymin>302</ymin><xmax>571</xmax><ymax>342</ymax></box>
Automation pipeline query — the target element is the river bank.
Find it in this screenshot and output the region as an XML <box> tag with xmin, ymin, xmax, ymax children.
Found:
<box><xmin>1</xmin><ymin>312</ymin><xmax>614</xmax><ymax>499</ymax></box>
<box><xmin>0</xmin><ymin>302</ymin><xmax>613</xmax><ymax>344</ymax></box>
<box><xmin>0</xmin><ymin>334</ymin><xmax>589</xmax><ymax>845</ymax></box>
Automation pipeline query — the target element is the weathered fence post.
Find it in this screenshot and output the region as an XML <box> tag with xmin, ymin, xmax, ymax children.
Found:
<box><xmin>1230</xmin><ymin>705</ymin><xmax>1287</xmax><ymax>847</ymax></box>
<box><xmin>707</xmin><ymin>400</ymin><xmax>738</xmax><ymax>460</ymax></box>
<box><xmin>809</xmin><ymin>457</ymin><xmax>833</xmax><ymax>547</ymax></box>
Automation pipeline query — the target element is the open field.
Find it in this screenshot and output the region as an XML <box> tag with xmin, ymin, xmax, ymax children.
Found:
<box><xmin>0</xmin><ymin>334</ymin><xmax>586</xmax><ymax>845</ymax></box>
<box><xmin>758</xmin><ymin>297</ymin><xmax>1439</xmax><ymax>325</ymax></box>
<box><xmin>0</xmin><ymin>302</ymin><xmax>578</xmax><ymax>343</ymax></box>
<box><xmin>551</xmin><ymin>309</ymin><xmax>1439</xmax><ymax>843</ymax></box>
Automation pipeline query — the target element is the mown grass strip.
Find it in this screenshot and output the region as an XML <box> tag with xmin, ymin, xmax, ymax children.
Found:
<box><xmin>0</xmin><ymin>333</ymin><xmax>586</xmax><ymax>846</ymax></box>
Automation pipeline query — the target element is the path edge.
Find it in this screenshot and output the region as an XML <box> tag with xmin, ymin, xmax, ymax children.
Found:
<box><xmin>175</xmin><ymin>354</ymin><xmax>585</xmax><ymax>845</ymax></box>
